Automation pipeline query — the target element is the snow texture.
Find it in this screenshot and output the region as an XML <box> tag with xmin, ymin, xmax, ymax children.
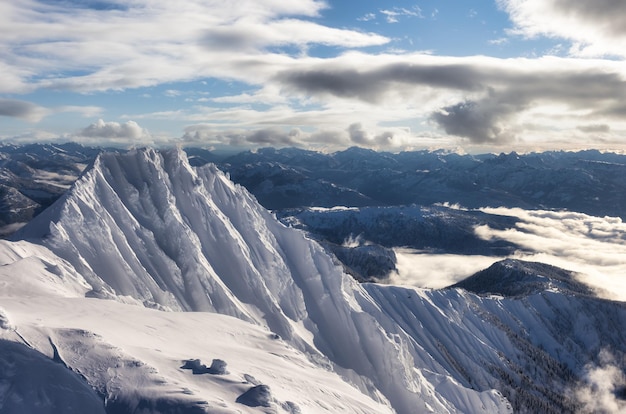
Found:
<box><xmin>13</xmin><ymin>148</ymin><xmax>510</xmax><ymax>412</ymax></box>
<box><xmin>2</xmin><ymin>148</ymin><xmax>624</xmax><ymax>413</ymax></box>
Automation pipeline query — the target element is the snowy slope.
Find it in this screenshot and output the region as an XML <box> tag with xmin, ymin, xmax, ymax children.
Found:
<box><xmin>0</xmin><ymin>247</ymin><xmax>393</xmax><ymax>413</ymax></box>
<box><xmin>3</xmin><ymin>148</ymin><xmax>625</xmax><ymax>413</ymax></box>
<box><xmin>12</xmin><ymin>148</ymin><xmax>510</xmax><ymax>413</ymax></box>
<box><xmin>365</xmin><ymin>281</ymin><xmax>626</xmax><ymax>413</ymax></box>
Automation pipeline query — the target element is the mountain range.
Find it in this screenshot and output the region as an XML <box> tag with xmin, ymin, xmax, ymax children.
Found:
<box><xmin>0</xmin><ymin>146</ymin><xmax>624</xmax><ymax>413</ymax></box>
<box><xmin>217</xmin><ymin>146</ymin><xmax>626</xmax><ymax>219</ymax></box>
<box><xmin>4</xmin><ymin>144</ymin><xmax>626</xmax><ymax>282</ymax></box>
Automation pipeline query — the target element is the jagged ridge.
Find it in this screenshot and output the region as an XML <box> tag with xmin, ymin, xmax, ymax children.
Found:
<box><xmin>16</xmin><ymin>148</ymin><xmax>508</xmax><ymax>413</ymax></box>
<box><xmin>12</xmin><ymin>148</ymin><xmax>626</xmax><ymax>414</ymax></box>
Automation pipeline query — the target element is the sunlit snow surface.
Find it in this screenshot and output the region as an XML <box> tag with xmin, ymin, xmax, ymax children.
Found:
<box><xmin>0</xmin><ymin>292</ymin><xmax>390</xmax><ymax>413</ymax></box>
<box><xmin>1</xmin><ymin>148</ymin><xmax>625</xmax><ymax>413</ymax></box>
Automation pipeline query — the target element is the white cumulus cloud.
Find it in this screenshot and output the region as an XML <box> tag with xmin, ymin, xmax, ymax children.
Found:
<box><xmin>498</xmin><ymin>0</ymin><xmax>626</xmax><ymax>57</ymax></box>
<box><xmin>76</xmin><ymin>119</ymin><xmax>151</xmax><ymax>144</ymax></box>
<box><xmin>570</xmin><ymin>349</ymin><xmax>626</xmax><ymax>413</ymax></box>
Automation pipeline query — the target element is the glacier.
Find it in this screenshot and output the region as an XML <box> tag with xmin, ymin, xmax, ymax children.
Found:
<box><xmin>1</xmin><ymin>148</ymin><xmax>625</xmax><ymax>413</ymax></box>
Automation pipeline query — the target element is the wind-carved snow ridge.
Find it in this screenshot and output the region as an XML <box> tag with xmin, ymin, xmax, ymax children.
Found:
<box><xmin>15</xmin><ymin>148</ymin><xmax>511</xmax><ymax>413</ymax></box>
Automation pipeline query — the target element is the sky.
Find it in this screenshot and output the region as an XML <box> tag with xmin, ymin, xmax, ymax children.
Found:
<box><xmin>1</xmin><ymin>0</ymin><xmax>625</xmax><ymax>152</ymax></box>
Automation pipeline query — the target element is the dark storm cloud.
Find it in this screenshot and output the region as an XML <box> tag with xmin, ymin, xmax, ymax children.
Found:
<box><xmin>276</xmin><ymin>63</ymin><xmax>483</xmax><ymax>103</ymax></box>
<box><xmin>347</xmin><ymin>123</ymin><xmax>397</xmax><ymax>146</ymax></box>
<box><xmin>0</xmin><ymin>99</ymin><xmax>47</xmax><ymax>122</ymax></box>
<box><xmin>431</xmin><ymin>100</ymin><xmax>518</xmax><ymax>144</ymax></box>
<box><xmin>435</xmin><ymin>70</ymin><xmax>626</xmax><ymax>143</ymax></box>
<box><xmin>277</xmin><ymin>59</ymin><xmax>626</xmax><ymax>144</ymax></box>
<box><xmin>348</xmin><ymin>123</ymin><xmax>369</xmax><ymax>144</ymax></box>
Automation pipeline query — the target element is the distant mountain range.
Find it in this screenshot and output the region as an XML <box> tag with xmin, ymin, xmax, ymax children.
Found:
<box><xmin>4</xmin><ymin>143</ymin><xmax>626</xmax><ymax>280</ymax></box>
<box><xmin>217</xmin><ymin>146</ymin><xmax>626</xmax><ymax>220</ymax></box>
<box><xmin>5</xmin><ymin>144</ymin><xmax>626</xmax><ymax>227</ymax></box>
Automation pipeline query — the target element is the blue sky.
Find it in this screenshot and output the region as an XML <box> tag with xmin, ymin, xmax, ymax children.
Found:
<box><xmin>1</xmin><ymin>0</ymin><xmax>625</xmax><ymax>152</ymax></box>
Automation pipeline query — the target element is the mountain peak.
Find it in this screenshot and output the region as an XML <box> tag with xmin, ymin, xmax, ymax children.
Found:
<box><xmin>17</xmin><ymin>147</ymin><xmax>265</xmax><ymax>312</ymax></box>
<box><xmin>452</xmin><ymin>258</ymin><xmax>594</xmax><ymax>297</ymax></box>
<box><xmin>12</xmin><ymin>147</ymin><xmax>516</xmax><ymax>412</ymax></box>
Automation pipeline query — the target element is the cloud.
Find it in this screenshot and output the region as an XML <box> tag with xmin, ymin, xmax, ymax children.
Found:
<box><xmin>55</xmin><ymin>105</ymin><xmax>103</xmax><ymax>118</ymax></box>
<box><xmin>181</xmin><ymin>125</ymin><xmax>304</xmax><ymax>147</ymax></box>
<box><xmin>380</xmin><ymin>7</ymin><xmax>424</xmax><ymax>23</ymax></box>
<box><xmin>277</xmin><ymin>54</ymin><xmax>626</xmax><ymax>108</ymax></box>
<box><xmin>475</xmin><ymin>207</ymin><xmax>626</xmax><ymax>301</ymax></box>
<box><xmin>570</xmin><ymin>349</ymin><xmax>626</xmax><ymax>414</ymax></box>
<box><xmin>203</xmin><ymin>19</ymin><xmax>389</xmax><ymax>52</ymax></box>
<box><xmin>276</xmin><ymin>59</ymin><xmax>482</xmax><ymax>103</ymax></box>
<box><xmin>276</xmin><ymin>54</ymin><xmax>626</xmax><ymax>144</ymax></box>
<box><xmin>0</xmin><ymin>1</ymin><xmax>388</xmax><ymax>94</ymax></box>
<box><xmin>488</xmin><ymin>38</ymin><xmax>509</xmax><ymax>46</ymax></box>
<box><xmin>393</xmin><ymin>206</ymin><xmax>626</xmax><ymax>298</ymax></box>
<box><xmin>0</xmin><ymin>98</ymin><xmax>101</xmax><ymax>123</ymax></box>
<box><xmin>245</xmin><ymin>127</ymin><xmax>304</xmax><ymax>146</ymax></box>
<box><xmin>180</xmin><ymin>123</ymin><xmax>412</xmax><ymax>151</ymax></box>
<box><xmin>357</xmin><ymin>13</ymin><xmax>376</xmax><ymax>22</ymax></box>
<box><xmin>347</xmin><ymin>123</ymin><xmax>368</xmax><ymax>144</ymax></box>
<box><xmin>0</xmin><ymin>130</ymin><xmax>70</xmax><ymax>144</ymax></box>
<box><xmin>0</xmin><ymin>99</ymin><xmax>49</xmax><ymax>122</ymax></box>
<box><xmin>4</xmin><ymin>1</ymin><xmax>625</xmax><ymax>150</ymax></box>
<box><xmin>347</xmin><ymin>123</ymin><xmax>401</xmax><ymax>147</ymax></box>
<box><xmin>0</xmin><ymin>62</ymin><xmax>31</xmax><ymax>94</ymax></box>
<box><xmin>117</xmin><ymin>47</ymin><xmax>626</xmax><ymax>149</ymax></box>
<box><xmin>76</xmin><ymin>119</ymin><xmax>151</xmax><ymax>143</ymax></box>
<box><xmin>164</xmin><ymin>90</ymin><xmax>182</xmax><ymax>98</ymax></box>
<box><xmin>391</xmin><ymin>249</ymin><xmax>500</xmax><ymax>288</ymax></box>
<box><xmin>498</xmin><ymin>0</ymin><xmax>626</xmax><ymax>57</ymax></box>
<box><xmin>577</xmin><ymin>124</ymin><xmax>611</xmax><ymax>133</ymax></box>
<box><xmin>431</xmin><ymin>99</ymin><xmax>518</xmax><ymax>144</ymax></box>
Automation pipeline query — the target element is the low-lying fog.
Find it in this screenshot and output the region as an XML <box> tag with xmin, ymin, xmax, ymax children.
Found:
<box><xmin>393</xmin><ymin>207</ymin><xmax>626</xmax><ymax>302</ymax></box>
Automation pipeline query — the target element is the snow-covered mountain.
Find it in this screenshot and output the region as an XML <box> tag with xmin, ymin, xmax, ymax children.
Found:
<box><xmin>451</xmin><ymin>259</ymin><xmax>594</xmax><ymax>297</ymax></box>
<box><xmin>4</xmin><ymin>144</ymin><xmax>626</xmax><ymax>230</ymax></box>
<box><xmin>3</xmin><ymin>144</ymin><xmax>626</xmax><ymax>287</ymax></box>
<box><xmin>1</xmin><ymin>148</ymin><xmax>625</xmax><ymax>413</ymax></box>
